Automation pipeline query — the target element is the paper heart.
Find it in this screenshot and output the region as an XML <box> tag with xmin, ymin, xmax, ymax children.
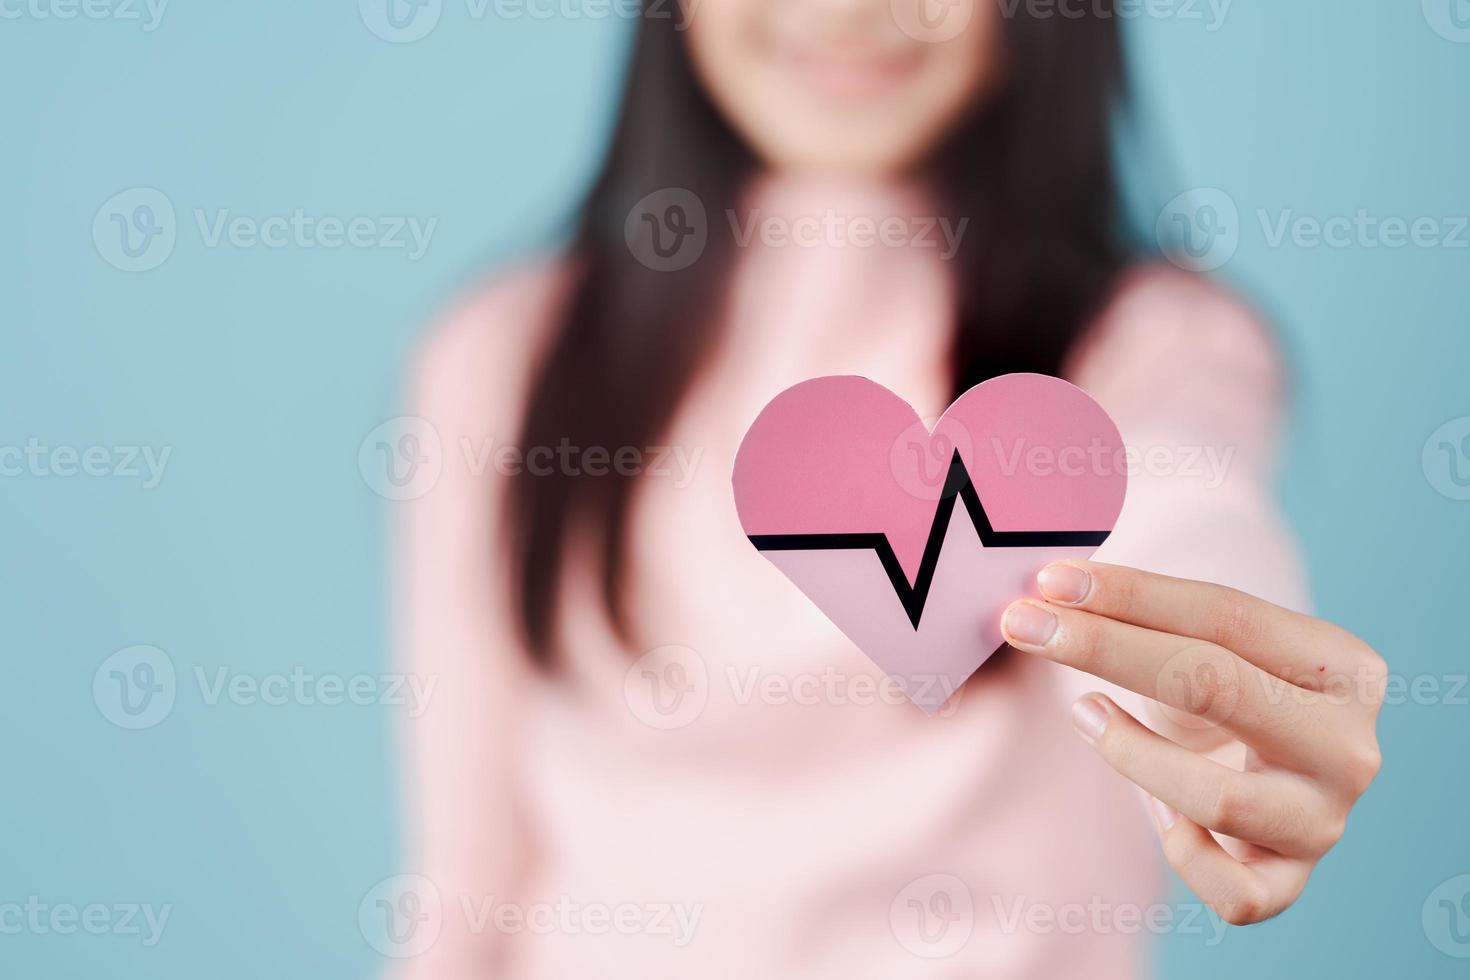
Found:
<box><xmin>733</xmin><ymin>374</ymin><xmax>1127</xmax><ymax>714</ymax></box>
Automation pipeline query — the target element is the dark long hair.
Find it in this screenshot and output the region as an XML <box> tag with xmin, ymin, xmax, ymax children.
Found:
<box><xmin>511</xmin><ymin>5</ymin><xmax>1130</xmax><ymax>662</ymax></box>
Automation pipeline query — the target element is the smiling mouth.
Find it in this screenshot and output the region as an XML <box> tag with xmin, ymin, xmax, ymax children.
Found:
<box><xmin>776</xmin><ymin>44</ymin><xmax>926</xmax><ymax>102</ymax></box>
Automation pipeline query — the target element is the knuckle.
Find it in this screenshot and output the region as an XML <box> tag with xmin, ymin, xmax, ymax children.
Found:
<box><xmin>1217</xmin><ymin>879</ymin><xmax>1273</xmax><ymax>927</ymax></box>
<box><xmin>1160</xmin><ymin>826</ymin><xmax>1198</xmax><ymax>872</ymax></box>
<box><xmin>1311</xmin><ymin>810</ymin><xmax>1349</xmax><ymax>855</ymax></box>
<box><xmin>1199</xmin><ymin>647</ymin><xmax>1243</xmax><ymax>702</ymax></box>
<box><xmin>1205</xmin><ymin>590</ymin><xmax>1265</xmax><ymax>651</ymax></box>
<box><xmin>1357</xmin><ymin>649</ymin><xmax>1390</xmax><ymax>700</ymax></box>
<box><xmin>1360</xmin><ymin>647</ymin><xmax>1389</xmax><ymax>680</ymax></box>
<box><xmin>1275</xmin><ymin>791</ymin><xmax>1344</xmax><ymax>857</ymax></box>
<box><xmin>1357</xmin><ymin>654</ymin><xmax>1390</xmax><ymax>715</ymax></box>
<box><xmin>1204</xmin><ymin>774</ymin><xmax>1258</xmax><ymax>834</ymax></box>
<box><xmin>1322</xmin><ymin>630</ymin><xmax>1386</xmax><ymax>703</ymax></box>
<box><xmin>1341</xmin><ymin>740</ymin><xmax>1383</xmax><ymax>796</ymax></box>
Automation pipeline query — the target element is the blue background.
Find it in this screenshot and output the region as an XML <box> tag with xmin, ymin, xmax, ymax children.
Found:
<box><xmin>2</xmin><ymin>1</ymin><xmax>1467</xmax><ymax>976</ymax></box>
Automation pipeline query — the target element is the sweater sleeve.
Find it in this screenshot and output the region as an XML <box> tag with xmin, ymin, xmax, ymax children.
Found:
<box><xmin>1058</xmin><ymin>266</ymin><xmax>1311</xmax><ymax>729</ymax></box>
<box><xmin>388</xmin><ymin>260</ymin><xmax>568</xmax><ymax>979</ymax></box>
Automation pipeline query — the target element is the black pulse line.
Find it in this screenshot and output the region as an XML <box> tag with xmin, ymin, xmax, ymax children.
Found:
<box><xmin>748</xmin><ymin>451</ymin><xmax>1112</xmax><ymax>630</ymax></box>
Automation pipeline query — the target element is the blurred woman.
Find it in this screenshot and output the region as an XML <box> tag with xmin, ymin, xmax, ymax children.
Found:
<box><xmin>393</xmin><ymin>1</ymin><xmax>1383</xmax><ymax>976</ymax></box>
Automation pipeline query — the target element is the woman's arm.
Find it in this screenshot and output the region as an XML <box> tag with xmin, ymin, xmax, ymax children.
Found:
<box><xmin>1064</xmin><ymin>266</ymin><xmax>1310</xmax><ymax>748</ymax></box>
<box><xmin>1069</xmin><ymin>265</ymin><xmax>1309</xmax><ymax>613</ymax></box>
<box><xmin>389</xmin><ymin>264</ymin><xmax>564</xmax><ymax>977</ymax></box>
<box><xmin>1007</xmin><ymin>268</ymin><xmax>1384</xmax><ymax>925</ymax></box>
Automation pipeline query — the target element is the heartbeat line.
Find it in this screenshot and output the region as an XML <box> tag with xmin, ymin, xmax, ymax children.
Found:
<box><xmin>748</xmin><ymin>451</ymin><xmax>1111</xmax><ymax>629</ymax></box>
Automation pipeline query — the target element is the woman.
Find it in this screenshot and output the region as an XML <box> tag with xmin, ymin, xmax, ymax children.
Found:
<box><xmin>393</xmin><ymin>1</ymin><xmax>1384</xmax><ymax>976</ymax></box>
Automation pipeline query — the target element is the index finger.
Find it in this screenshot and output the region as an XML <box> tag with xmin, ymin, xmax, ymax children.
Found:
<box><xmin>1033</xmin><ymin>561</ymin><xmax>1373</xmax><ymax>689</ymax></box>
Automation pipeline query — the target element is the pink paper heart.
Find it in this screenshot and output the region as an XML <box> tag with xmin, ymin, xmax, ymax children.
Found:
<box><xmin>732</xmin><ymin>374</ymin><xmax>1127</xmax><ymax>714</ymax></box>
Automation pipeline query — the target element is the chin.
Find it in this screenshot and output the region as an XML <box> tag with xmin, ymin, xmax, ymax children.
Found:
<box><xmin>752</xmin><ymin>129</ymin><xmax>942</xmax><ymax>181</ymax></box>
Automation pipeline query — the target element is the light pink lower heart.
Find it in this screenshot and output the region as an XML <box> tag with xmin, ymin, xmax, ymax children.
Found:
<box><xmin>732</xmin><ymin>374</ymin><xmax>1127</xmax><ymax>714</ymax></box>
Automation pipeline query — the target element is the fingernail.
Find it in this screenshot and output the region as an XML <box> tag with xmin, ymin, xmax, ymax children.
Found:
<box><xmin>1038</xmin><ymin>563</ymin><xmax>1092</xmax><ymax>604</ymax></box>
<box><xmin>1071</xmin><ymin>696</ymin><xmax>1109</xmax><ymax>743</ymax></box>
<box><xmin>1149</xmin><ymin>796</ymin><xmax>1179</xmax><ymax>833</ymax></box>
<box><xmin>1003</xmin><ymin>601</ymin><xmax>1058</xmax><ymax>648</ymax></box>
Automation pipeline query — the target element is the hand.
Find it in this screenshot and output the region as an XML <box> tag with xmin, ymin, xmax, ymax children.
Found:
<box><xmin>1000</xmin><ymin>561</ymin><xmax>1385</xmax><ymax>926</ymax></box>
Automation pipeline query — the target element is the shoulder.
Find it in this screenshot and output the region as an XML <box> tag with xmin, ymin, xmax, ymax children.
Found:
<box><xmin>1067</xmin><ymin>263</ymin><xmax>1286</xmax><ymax>395</ymax></box>
<box><xmin>406</xmin><ymin>253</ymin><xmax>577</xmax><ymax>428</ymax></box>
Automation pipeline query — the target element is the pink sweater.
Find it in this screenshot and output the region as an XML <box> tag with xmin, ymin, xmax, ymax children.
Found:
<box><xmin>391</xmin><ymin>179</ymin><xmax>1308</xmax><ymax>979</ymax></box>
